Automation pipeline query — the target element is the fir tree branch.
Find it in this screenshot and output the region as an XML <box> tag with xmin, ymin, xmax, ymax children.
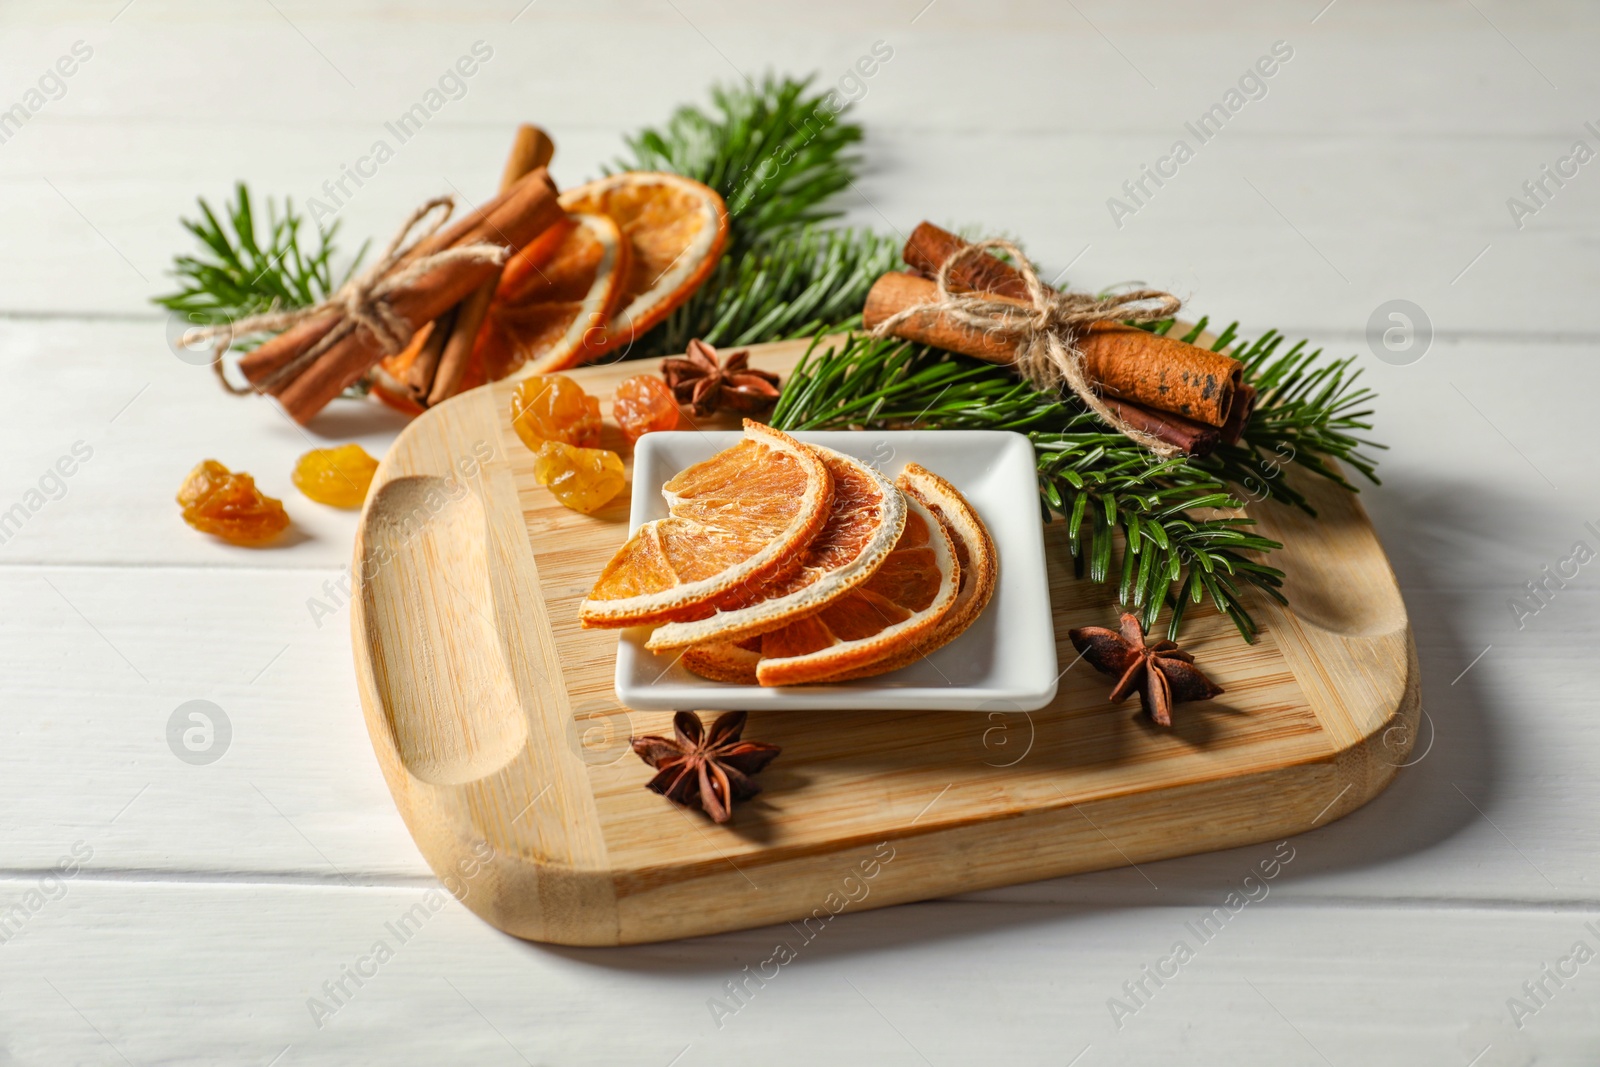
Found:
<box><xmin>153</xmin><ymin>182</ymin><xmax>362</xmax><ymax>327</ymax></box>
<box><xmin>1139</xmin><ymin>317</ymin><xmax>1386</xmax><ymax>515</ymax></box>
<box><xmin>608</xmin><ymin>73</ymin><xmax>863</xmax><ymax>254</ymax></box>
<box><xmin>608</xmin><ymin>74</ymin><xmax>891</xmax><ymax>359</ymax></box>
<box><xmin>769</xmin><ymin>332</ymin><xmax>1289</xmax><ymax>641</ymax></box>
<box><xmin>627</xmin><ymin>224</ymin><xmax>899</xmax><ymax>359</ymax></box>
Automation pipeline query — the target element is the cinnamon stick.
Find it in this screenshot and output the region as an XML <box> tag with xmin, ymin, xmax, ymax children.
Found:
<box><xmin>1102</xmin><ymin>398</ymin><xmax>1221</xmax><ymax>457</ymax></box>
<box><xmin>862</xmin><ymin>271</ymin><xmax>1242</xmax><ymax>428</ymax></box>
<box><xmin>404</xmin><ymin>310</ymin><xmax>453</xmax><ymax>401</ymax></box>
<box><xmin>427</xmin><ymin>124</ymin><xmax>555</xmax><ymax>407</ymax></box>
<box><xmin>229</xmin><ymin>309</ymin><xmax>342</xmax><ymax>387</ymax></box>
<box><xmin>441</xmin><ymin>166</ymin><xmax>560</xmax><ymax>252</ymax></box>
<box><xmin>900</xmin><ymin>223</ymin><xmax>1257</xmax><ymax>436</ymax></box>
<box><xmin>1080</xmin><ymin>323</ymin><xmax>1241</xmax><ymax>428</ymax></box>
<box><xmin>272</xmin><ymin>258</ymin><xmax>505</xmax><ymax>422</ymax></box>
<box><xmin>499</xmin><ymin>124</ymin><xmax>555</xmax><ymax>189</ymax></box>
<box><xmin>1220</xmin><ymin>383</ymin><xmax>1257</xmax><ymax>447</ymax></box>
<box><xmin>903</xmin><ymin>221</ymin><xmax>1031</xmax><ymax>300</ymax></box>
<box><xmin>262</xmin><ymin>169</ymin><xmax>565</xmax><ymax>424</ymax></box>
<box><xmin>863</xmin><ymin>270</ymin><xmax>1016</xmax><ymax>361</ymax></box>
<box><xmin>236</xmin><ymin>167</ymin><xmax>561</xmax><ymax>395</ymax></box>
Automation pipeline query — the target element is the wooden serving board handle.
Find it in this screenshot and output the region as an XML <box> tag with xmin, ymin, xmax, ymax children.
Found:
<box><xmin>351</xmin><ymin>338</ymin><xmax>1417</xmax><ymax>945</ymax></box>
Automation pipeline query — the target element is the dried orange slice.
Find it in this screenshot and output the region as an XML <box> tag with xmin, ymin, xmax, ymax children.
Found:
<box><xmin>681</xmin><ymin>464</ymin><xmax>997</xmax><ymax>687</ymax></box>
<box><xmin>474</xmin><ymin>211</ymin><xmax>632</xmax><ymax>380</ymax></box>
<box><xmin>825</xmin><ymin>463</ymin><xmax>997</xmax><ymax>681</ymax></box>
<box><xmin>368</xmin><ymin>218</ymin><xmax>578</xmax><ymax>413</ymax></box>
<box><xmin>681</xmin><ymin>637</ymin><xmax>762</xmax><ymax>685</ymax></box>
<box><xmin>580</xmin><ymin>421</ymin><xmax>833</xmax><ymax>629</ymax></box>
<box><xmin>368</xmin><ymin>323</ymin><xmax>437</xmax><ymax>416</ymax></box>
<box><xmin>558</xmin><ymin>172</ymin><xmax>728</xmax><ymax>361</ymax></box>
<box><xmin>645</xmin><ymin>446</ymin><xmax>906</xmax><ymax>651</ymax></box>
<box><xmin>754</xmin><ymin>494</ymin><xmax>960</xmax><ymax>687</ymax></box>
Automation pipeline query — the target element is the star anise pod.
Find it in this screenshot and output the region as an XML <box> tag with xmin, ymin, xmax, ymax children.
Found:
<box><xmin>1068</xmin><ymin>613</ymin><xmax>1224</xmax><ymax>727</ymax></box>
<box><xmin>660</xmin><ymin>338</ymin><xmax>782</xmax><ymax>418</ymax></box>
<box><xmin>631</xmin><ymin>710</ymin><xmax>781</xmax><ymax>823</ymax></box>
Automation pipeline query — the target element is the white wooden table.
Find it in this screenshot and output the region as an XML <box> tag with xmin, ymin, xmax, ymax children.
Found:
<box><xmin>2</xmin><ymin>1</ymin><xmax>1596</xmax><ymax>1063</ymax></box>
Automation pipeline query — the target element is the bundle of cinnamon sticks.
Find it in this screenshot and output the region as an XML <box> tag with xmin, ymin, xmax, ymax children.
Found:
<box><xmin>388</xmin><ymin>124</ymin><xmax>556</xmax><ymax>410</ymax></box>
<box><xmin>862</xmin><ymin>223</ymin><xmax>1256</xmax><ymax>456</ymax></box>
<box><xmin>237</xmin><ymin>126</ymin><xmax>561</xmax><ymax>425</ymax></box>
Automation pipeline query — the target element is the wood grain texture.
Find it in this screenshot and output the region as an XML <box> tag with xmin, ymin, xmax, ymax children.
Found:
<box><xmin>351</xmin><ymin>338</ymin><xmax>1417</xmax><ymax>945</ymax></box>
<box><xmin>2</xmin><ymin>881</ymin><xmax>1585</xmax><ymax>1067</ymax></box>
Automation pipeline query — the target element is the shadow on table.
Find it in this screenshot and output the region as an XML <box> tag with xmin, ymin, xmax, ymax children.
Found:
<box><xmin>531</xmin><ymin>470</ymin><xmax>1526</xmax><ymax>974</ymax></box>
<box><xmin>299</xmin><ymin>400</ymin><xmax>415</xmax><ymax>441</ymax></box>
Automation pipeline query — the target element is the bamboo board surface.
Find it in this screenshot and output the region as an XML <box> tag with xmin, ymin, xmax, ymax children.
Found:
<box><xmin>351</xmin><ymin>338</ymin><xmax>1418</xmax><ymax>946</ymax></box>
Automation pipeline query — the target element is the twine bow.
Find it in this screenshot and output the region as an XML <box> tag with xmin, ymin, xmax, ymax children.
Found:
<box><xmin>184</xmin><ymin>195</ymin><xmax>509</xmax><ymax>395</ymax></box>
<box><xmin>869</xmin><ymin>238</ymin><xmax>1185</xmax><ymax>456</ymax></box>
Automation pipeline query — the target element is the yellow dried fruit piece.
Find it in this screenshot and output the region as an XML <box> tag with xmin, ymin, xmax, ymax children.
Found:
<box><xmin>178</xmin><ymin>460</ymin><xmax>290</xmax><ymax>545</ymax></box>
<box><xmin>292</xmin><ymin>444</ymin><xmax>380</xmax><ymax>509</ymax></box>
<box><xmin>532</xmin><ymin>440</ymin><xmax>625</xmax><ymax>514</ymax></box>
<box><xmin>509</xmin><ymin>374</ymin><xmax>601</xmax><ymax>454</ymax></box>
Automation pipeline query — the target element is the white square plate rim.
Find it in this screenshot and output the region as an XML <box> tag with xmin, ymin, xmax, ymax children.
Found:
<box><xmin>613</xmin><ymin>429</ymin><xmax>1058</xmax><ymax>712</ymax></box>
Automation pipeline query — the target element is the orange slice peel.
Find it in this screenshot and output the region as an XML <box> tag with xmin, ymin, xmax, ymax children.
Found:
<box><xmin>680</xmin><ymin>637</ymin><xmax>763</xmax><ymax>686</ymax></box>
<box><xmin>580</xmin><ymin>420</ymin><xmax>833</xmax><ymax>629</ymax></box>
<box><xmin>753</xmin><ymin>493</ymin><xmax>961</xmax><ymax>687</ymax></box>
<box><xmin>477</xmin><ymin>211</ymin><xmax>632</xmax><ymax>380</ymax></box>
<box><xmin>558</xmin><ymin>172</ymin><xmax>728</xmax><ymax>361</ymax></box>
<box><xmin>368</xmin><ymin>324</ymin><xmax>438</xmax><ymax>416</ymax></box>
<box><xmin>824</xmin><ymin>463</ymin><xmax>998</xmax><ymax>681</ymax></box>
<box><xmin>645</xmin><ymin>445</ymin><xmax>906</xmax><ymax>652</ymax></box>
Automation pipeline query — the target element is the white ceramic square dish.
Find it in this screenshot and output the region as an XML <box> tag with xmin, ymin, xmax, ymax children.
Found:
<box><xmin>613</xmin><ymin>429</ymin><xmax>1058</xmax><ymax>712</ymax></box>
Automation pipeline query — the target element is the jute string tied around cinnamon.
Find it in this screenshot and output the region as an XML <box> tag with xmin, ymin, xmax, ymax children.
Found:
<box><xmin>184</xmin><ymin>195</ymin><xmax>509</xmax><ymax>395</ymax></box>
<box><xmin>869</xmin><ymin>238</ymin><xmax>1185</xmax><ymax>457</ymax></box>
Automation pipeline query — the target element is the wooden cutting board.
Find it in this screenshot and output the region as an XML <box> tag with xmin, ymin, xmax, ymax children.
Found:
<box><xmin>351</xmin><ymin>338</ymin><xmax>1418</xmax><ymax>946</ymax></box>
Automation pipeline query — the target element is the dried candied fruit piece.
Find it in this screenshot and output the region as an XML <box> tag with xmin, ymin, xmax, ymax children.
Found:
<box><xmin>509</xmin><ymin>374</ymin><xmax>622</xmax><ymax>513</ymax></box>
<box><xmin>292</xmin><ymin>444</ymin><xmax>379</xmax><ymax>508</ymax></box>
<box><xmin>612</xmin><ymin>374</ymin><xmax>680</xmax><ymax>443</ymax></box>
<box><xmin>176</xmin><ymin>459</ymin><xmax>230</xmax><ymax>510</ymax></box>
<box><xmin>177</xmin><ymin>460</ymin><xmax>289</xmax><ymax>545</ymax></box>
<box><xmin>509</xmin><ymin>374</ymin><xmax>601</xmax><ymax>453</ymax></box>
<box><xmin>531</xmin><ymin>440</ymin><xmax>625</xmax><ymax>514</ymax></box>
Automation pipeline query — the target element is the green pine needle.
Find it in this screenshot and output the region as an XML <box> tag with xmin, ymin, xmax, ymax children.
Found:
<box><xmin>609</xmin><ymin>73</ymin><xmax>863</xmax><ymax>255</ymax></box>
<box><xmin>153</xmin><ymin>182</ymin><xmax>363</xmax><ymax>327</ymax></box>
<box><xmin>626</xmin><ymin>224</ymin><xmax>899</xmax><ymax>359</ymax></box>
<box><xmin>609</xmin><ymin>74</ymin><xmax>886</xmax><ymax>359</ymax></box>
<box><xmin>1137</xmin><ymin>317</ymin><xmax>1385</xmax><ymax>515</ymax></box>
